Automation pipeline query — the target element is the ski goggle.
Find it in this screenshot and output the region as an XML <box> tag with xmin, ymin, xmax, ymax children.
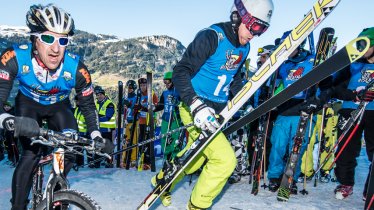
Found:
<box><xmin>32</xmin><ymin>33</ymin><xmax>70</xmax><ymax>46</ymax></box>
<box><xmin>257</xmin><ymin>47</ymin><xmax>272</xmax><ymax>56</ymax></box>
<box><xmin>234</xmin><ymin>0</ymin><xmax>269</xmax><ymax>36</ymax></box>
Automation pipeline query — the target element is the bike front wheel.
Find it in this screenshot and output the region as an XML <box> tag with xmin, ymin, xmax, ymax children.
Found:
<box><xmin>35</xmin><ymin>189</ymin><xmax>102</xmax><ymax>210</ymax></box>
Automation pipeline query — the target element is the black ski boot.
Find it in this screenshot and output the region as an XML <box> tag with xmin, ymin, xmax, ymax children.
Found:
<box><xmin>228</xmin><ymin>173</ymin><xmax>241</xmax><ymax>184</ymax></box>
<box><xmin>319</xmin><ymin>170</ymin><xmax>331</xmax><ymax>183</ymax></box>
<box><xmin>269</xmin><ymin>178</ymin><xmax>281</xmax><ymax>192</ymax></box>
<box><xmin>290</xmin><ymin>181</ymin><xmax>298</xmax><ymax>195</ymax></box>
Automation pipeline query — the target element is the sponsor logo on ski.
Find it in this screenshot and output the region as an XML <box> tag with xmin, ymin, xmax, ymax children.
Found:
<box><xmin>227</xmin><ymin>0</ymin><xmax>338</xmax><ymax>112</ymax></box>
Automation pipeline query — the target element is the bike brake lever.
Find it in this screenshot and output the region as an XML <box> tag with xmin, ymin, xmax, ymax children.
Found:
<box><xmin>30</xmin><ymin>137</ymin><xmax>54</xmax><ymax>147</ymax></box>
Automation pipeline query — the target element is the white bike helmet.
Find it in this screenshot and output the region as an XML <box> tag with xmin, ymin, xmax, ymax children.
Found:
<box><xmin>26</xmin><ymin>4</ymin><xmax>75</xmax><ymax>36</ymax></box>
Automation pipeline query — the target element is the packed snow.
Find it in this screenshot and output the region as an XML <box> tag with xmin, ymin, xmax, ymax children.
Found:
<box><xmin>0</xmin><ymin>148</ymin><xmax>369</xmax><ymax>210</ymax></box>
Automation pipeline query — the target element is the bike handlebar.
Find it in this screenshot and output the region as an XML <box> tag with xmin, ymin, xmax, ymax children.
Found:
<box><xmin>31</xmin><ymin>128</ymin><xmax>110</xmax><ymax>159</ymax></box>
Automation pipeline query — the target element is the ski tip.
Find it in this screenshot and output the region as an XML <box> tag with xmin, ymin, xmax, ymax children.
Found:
<box><xmin>146</xmin><ymin>69</ymin><xmax>153</xmax><ymax>73</ymax></box>
<box><xmin>346</xmin><ymin>36</ymin><xmax>370</xmax><ymax>63</ymax></box>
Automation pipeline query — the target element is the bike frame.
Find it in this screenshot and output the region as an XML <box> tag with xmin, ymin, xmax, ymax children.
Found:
<box><xmin>31</xmin><ymin>147</ymin><xmax>70</xmax><ymax>210</ymax></box>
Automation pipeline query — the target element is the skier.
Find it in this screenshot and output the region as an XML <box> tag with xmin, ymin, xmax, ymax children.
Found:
<box><xmin>0</xmin><ymin>4</ymin><xmax>112</xmax><ymax>209</ymax></box>
<box><xmin>122</xmin><ymin>79</ymin><xmax>139</xmax><ymax>168</ymax></box>
<box><xmin>267</xmin><ymin>30</ymin><xmax>316</xmax><ymax>194</ymax></box>
<box><xmin>331</xmin><ymin>27</ymin><xmax>374</xmax><ymax>200</ymax></box>
<box><xmin>152</xmin><ymin>0</ymin><xmax>274</xmax><ymax>208</ymax></box>
<box><xmin>153</xmin><ymin>71</ymin><xmax>183</xmax><ymax>161</ymax></box>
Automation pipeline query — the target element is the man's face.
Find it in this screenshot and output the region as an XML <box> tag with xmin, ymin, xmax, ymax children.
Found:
<box><xmin>96</xmin><ymin>92</ymin><xmax>105</xmax><ymax>101</ymax></box>
<box><xmin>128</xmin><ymin>86</ymin><xmax>134</xmax><ymax>93</ymax></box>
<box><xmin>237</xmin><ymin>23</ymin><xmax>254</xmax><ymax>45</ymax></box>
<box><xmin>3</xmin><ymin>105</ymin><xmax>11</xmax><ymax>111</ymax></box>
<box><xmin>259</xmin><ymin>54</ymin><xmax>269</xmax><ymax>65</ymax></box>
<box><xmin>140</xmin><ymin>83</ymin><xmax>147</xmax><ymax>93</ymax></box>
<box><xmin>34</xmin><ymin>31</ymin><xmax>68</xmax><ymax>70</ymax></box>
<box><xmin>164</xmin><ymin>79</ymin><xmax>172</xmax><ymax>89</ymax></box>
<box><xmin>363</xmin><ymin>45</ymin><xmax>374</xmax><ymax>60</ymax></box>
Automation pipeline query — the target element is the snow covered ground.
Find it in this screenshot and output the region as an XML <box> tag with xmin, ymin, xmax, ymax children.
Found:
<box><xmin>0</xmin><ymin>148</ymin><xmax>369</xmax><ymax>210</ymax></box>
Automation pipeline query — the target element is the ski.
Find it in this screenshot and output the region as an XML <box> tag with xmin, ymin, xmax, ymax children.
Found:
<box><xmin>222</xmin><ymin>36</ymin><xmax>369</xmax><ymax>136</ymax></box>
<box><xmin>251</xmin><ymin>72</ymin><xmax>278</xmax><ymax>194</ymax></box>
<box><xmin>138</xmin><ymin>70</ymin><xmax>157</xmax><ymax>171</ymax></box>
<box><xmin>116</xmin><ymin>81</ymin><xmax>124</xmax><ymax>168</ymax></box>
<box><xmin>277</xmin><ymin>112</ymin><xmax>310</xmax><ymax>201</ymax></box>
<box><xmin>137</xmin><ymin>1</ymin><xmax>341</xmax><ymax>209</ymax></box>
<box><xmin>125</xmin><ymin>88</ymin><xmax>142</xmax><ymax>169</ymax></box>
<box><xmin>250</xmin><ymin>113</ymin><xmax>269</xmax><ymax>194</ymax></box>
<box><xmin>277</xmin><ymin>26</ymin><xmax>336</xmax><ymax>200</ymax></box>
<box><xmin>314</xmin><ymin>27</ymin><xmax>335</xmax><ymax>66</ymax></box>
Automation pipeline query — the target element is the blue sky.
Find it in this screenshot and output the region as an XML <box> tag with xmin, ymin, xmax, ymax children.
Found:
<box><xmin>0</xmin><ymin>0</ymin><xmax>372</xmax><ymax>66</ymax></box>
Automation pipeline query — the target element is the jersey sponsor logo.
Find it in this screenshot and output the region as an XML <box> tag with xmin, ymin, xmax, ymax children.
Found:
<box><xmin>31</xmin><ymin>85</ymin><xmax>61</xmax><ymax>96</ymax></box>
<box><xmin>22</xmin><ymin>65</ymin><xmax>30</xmax><ymax>74</ymax></box>
<box><xmin>359</xmin><ymin>69</ymin><xmax>374</xmax><ymax>84</ymax></box>
<box><xmin>217</xmin><ymin>32</ymin><xmax>224</xmax><ymax>41</ymax></box>
<box><xmin>79</xmin><ymin>68</ymin><xmax>91</xmax><ymax>84</ymax></box>
<box><xmin>82</xmin><ymin>85</ymin><xmax>94</xmax><ymax>96</ymax></box>
<box><xmin>0</xmin><ymin>69</ymin><xmax>10</xmax><ymax>80</ymax></box>
<box><xmin>287</xmin><ymin>67</ymin><xmax>305</xmax><ymax>81</ymax></box>
<box><xmin>19</xmin><ymin>44</ymin><xmax>28</xmax><ymax>50</ymax></box>
<box><xmin>1</xmin><ymin>50</ymin><xmax>15</xmax><ymax>66</ymax></box>
<box><xmin>63</xmin><ymin>71</ymin><xmax>72</xmax><ymax>81</ymax></box>
<box><xmin>221</xmin><ymin>50</ymin><xmax>244</xmax><ymax>70</ymax></box>
<box><xmin>67</xmin><ymin>53</ymin><xmax>76</xmax><ymax>59</ymax></box>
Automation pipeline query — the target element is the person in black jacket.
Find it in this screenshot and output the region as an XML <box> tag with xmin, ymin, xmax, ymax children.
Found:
<box><xmin>331</xmin><ymin>27</ymin><xmax>374</xmax><ymax>200</ymax></box>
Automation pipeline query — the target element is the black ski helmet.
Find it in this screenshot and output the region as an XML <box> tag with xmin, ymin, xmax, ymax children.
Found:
<box><xmin>279</xmin><ymin>30</ymin><xmax>307</xmax><ymax>49</ymax></box>
<box><xmin>126</xmin><ymin>80</ymin><xmax>137</xmax><ymax>90</ymax></box>
<box><xmin>94</xmin><ymin>86</ymin><xmax>105</xmax><ymax>95</ymax></box>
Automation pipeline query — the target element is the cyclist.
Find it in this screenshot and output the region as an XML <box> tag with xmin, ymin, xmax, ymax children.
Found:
<box><xmin>0</xmin><ymin>4</ymin><xmax>112</xmax><ymax>210</ymax></box>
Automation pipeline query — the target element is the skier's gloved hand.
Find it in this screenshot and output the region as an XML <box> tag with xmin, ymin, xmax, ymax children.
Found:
<box><xmin>355</xmin><ymin>89</ymin><xmax>374</xmax><ymax>102</ymax></box>
<box><xmin>300</xmin><ymin>99</ymin><xmax>320</xmax><ymax>114</ymax></box>
<box><xmin>190</xmin><ymin>97</ymin><xmax>220</xmax><ymax>133</ymax></box>
<box><xmin>14</xmin><ymin>117</ymin><xmax>40</xmax><ymax>137</ymax></box>
<box><xmin>0</xmin><ymin>113</ymin><xmax>15</xmax><ymax>131</ymax></box>
<box><xmin>91</xmin><ymin>132</ymin><xmax>114</xmax><ymax>154</ymax></box>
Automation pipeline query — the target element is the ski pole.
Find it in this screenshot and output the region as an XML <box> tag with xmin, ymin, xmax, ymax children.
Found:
<box><xmin>366</xmin><ymin>195</ymin><xmax>374</xmax><ymax>210</ymax></box>
<box><xmin>162</xmin><ymin>107</ymin><xmax>174</xmax><ymax>164</ymax></box>
<box><xmin>78</xmin><ymin>123</ymin><xmax>193</xmax><ymax>169</ymax></box>
<box><xmin>327</xmin><ymin>109</ymin><xmax>364</xmax><ymax>172</ymax></box>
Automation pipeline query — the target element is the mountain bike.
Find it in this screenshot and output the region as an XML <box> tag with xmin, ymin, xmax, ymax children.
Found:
<box><xmin>28</xmin><ymin>128</ymin><xmax>109</xmax><ymax>210</ymax></box>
